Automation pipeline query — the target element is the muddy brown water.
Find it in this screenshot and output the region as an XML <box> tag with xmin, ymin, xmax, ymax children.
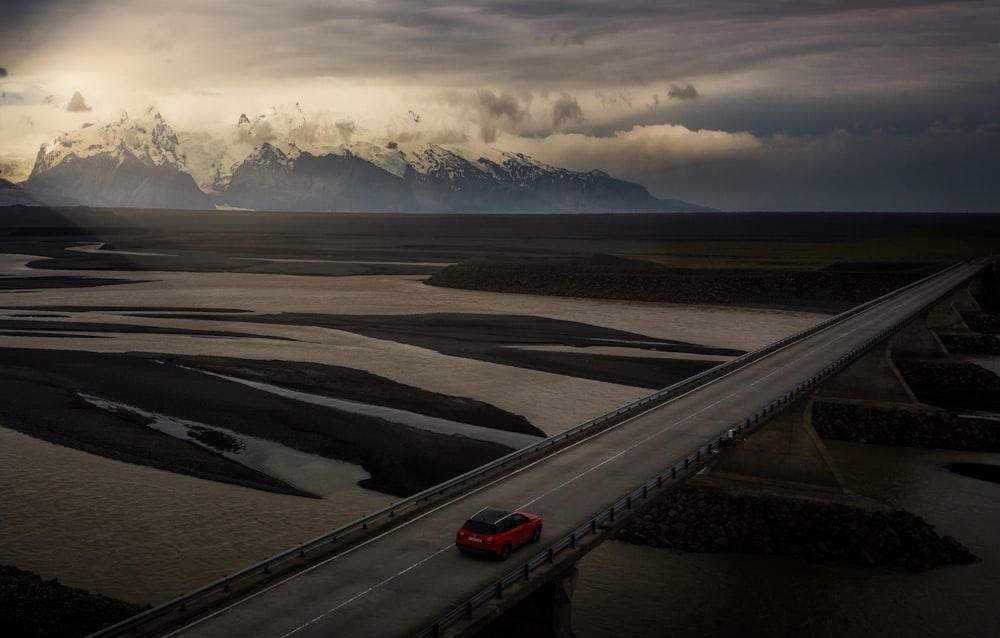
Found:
<box><xmin>574</xmin><ymin>442</ymin><xmax>1000</xmax><ymax>638</ymax></box>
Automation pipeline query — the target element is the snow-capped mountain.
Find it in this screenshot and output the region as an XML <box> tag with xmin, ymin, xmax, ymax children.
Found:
<box><xmin>30</xmin><ymin>108</ymin><xmax>184</xmax><ymax>174</ymax></box>
<box><xmin>219</xmin><ymin>139</ymin><xmax>673</xmax><ymax>212</ymax></box>
<box><xmin>223</xmin><ymin>142</ymin><xmax>417</xmax><ymax>211</ymax></box>
<box><xmin>17</xmin><ymin>112</ymin><xmax>712</xmax><ymax>213</ymax></box>
<box><xmin>24</xmin><ymin>109</ymin><xmax>212</xmax><ymax>209</ymax></box>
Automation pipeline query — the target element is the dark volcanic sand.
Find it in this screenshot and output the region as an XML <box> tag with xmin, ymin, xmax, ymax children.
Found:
<box><xmin>0</xmin><ymin>348</ymin><xmax>534</xmax><ymax>499</ymax></box>
<box><xmin>127</xmin><ymin>311</ymin><xmax>743</xmax><ymax>388</ymax></box>
<box><xmin>424</xmin><ymin>259</ymin><xmax>944</xmax><ymax>313</ymax></box>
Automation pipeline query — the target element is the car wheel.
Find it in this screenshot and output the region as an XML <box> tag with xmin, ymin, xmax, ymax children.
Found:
<box><xmin>499</xmin><ymin>544</ymin><xmax>512</xmax><ymax>561</ymax></box>
<box><xmin>531</xmin><ymin>526</ymin><xmax>542</xmax><ymax>543</ymax></box>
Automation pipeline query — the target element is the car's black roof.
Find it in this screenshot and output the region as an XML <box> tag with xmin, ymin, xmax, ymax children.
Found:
<box><xmin>467</xmin><ymin>507</ymin><xmax>515</xmax><ymax>524</ymax></box>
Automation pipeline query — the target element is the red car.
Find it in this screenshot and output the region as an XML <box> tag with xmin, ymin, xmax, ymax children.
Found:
<box><xmin>455</xmin><ymin>507</ymin><xmax>543</xmax><ymax>560</ymax></box>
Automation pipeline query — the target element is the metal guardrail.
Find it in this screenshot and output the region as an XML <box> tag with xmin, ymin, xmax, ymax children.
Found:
<box><xmin>88</xmin><ymin>261</ymin><xmax>979</xmax><ymax>638</ymax></box>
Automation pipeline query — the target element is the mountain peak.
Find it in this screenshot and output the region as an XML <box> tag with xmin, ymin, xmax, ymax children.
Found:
<box><xmin>246</xmin><ymin>141</ymin><xmax>300</xmax><ymax>167</ymax></box>
<box><xmin>31</xmin><ymin>109</ymin><xmax>184</xmax><ymax>178</ymax></box>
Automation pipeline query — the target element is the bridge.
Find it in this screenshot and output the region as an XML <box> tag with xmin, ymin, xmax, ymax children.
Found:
<box><xmin>91</xmin><ymin>259</ymin><xmax>994</xmax><ymax>638</ymax></box>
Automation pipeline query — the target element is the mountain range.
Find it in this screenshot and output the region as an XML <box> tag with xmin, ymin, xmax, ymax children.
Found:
<box><xmin>7</xmin><ymin>109</ymin><xmax>715</xmax><ymax>213</ymax></box>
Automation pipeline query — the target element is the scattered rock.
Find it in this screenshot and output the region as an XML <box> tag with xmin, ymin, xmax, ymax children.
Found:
<box><xmin>811</xmin><ymin>402</ymin><xmax>1000</xmax><ymax>452</ymax></box>
<box><xmin>0</xmin><ymin>565</ymin><xmax>148</xmax><ymax>638</ymax></box>
<box><xmin>940</xmin><ymin>333</ymin><xmax>1000</xmax><ymax>355</ymax></box>
<box><xmin>895</xmin><ymin>360</ymin><xmax>1000</xmax><ymax>388</ymax></box>
<box><xmin>616</xmin><ymin>487</ymin><xmax>977</xmax><ymax>570</ymax></box>
<box><xmin>425</xmin><ymin>262</ymin><xmax>932</xmax><ymax>313</ymax></box>
<box><xmin>964</xmin><ymin>313</ymin><xmax>1000</xmax><ymax>333</ymax></box>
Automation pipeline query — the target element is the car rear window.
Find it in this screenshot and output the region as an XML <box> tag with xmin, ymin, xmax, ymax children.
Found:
<box><xmin>462</xmin><ymin>520</ymin><xmax>496</xmax><ymax>535</ymax></box>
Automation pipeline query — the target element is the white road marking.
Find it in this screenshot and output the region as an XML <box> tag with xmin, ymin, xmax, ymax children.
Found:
<box><xmin>280</xmin><ymin>545</ymin><xmax>455</xmax><ymax>638</ymax></box>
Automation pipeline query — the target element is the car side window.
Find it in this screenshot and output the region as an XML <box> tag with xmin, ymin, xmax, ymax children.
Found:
<box><xmin>512</xmin><ymin>514</ymin><xmax>527</xmax><ymax>526</ymax></box>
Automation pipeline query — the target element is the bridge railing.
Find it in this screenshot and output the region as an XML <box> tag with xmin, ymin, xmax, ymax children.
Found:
<box><xmin>414</xmin><ymin>262</ymin><xmax>979</xmax><ymax>637</ymax></box>
<box><xmin>88</xmin><ymin>263</ymin><xmax>975</xmax><ymax>638</ymax></box>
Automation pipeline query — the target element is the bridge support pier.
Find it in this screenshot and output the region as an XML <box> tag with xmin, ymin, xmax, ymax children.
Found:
<box><xmin>707</xmin><ymin>396</ymin><xmax>847</xmax><ymax>493</ymax></box>
<box><xmin>552</xmin><ymin>565</ymin><xmax>579</xmax><ymax>638</ymax></box>
<box><xmin>816</xmin><ymin>341</ymin><xmax>919</xmax><ymax>403</ymax></box>
<box><xmin>471</xmin><ymin>563</ymin><xmax>579</xmax><ymax>638</ymax></box>
<box><xmin>888</xmin><ymin>319</ymin><xmax>949</xmax><ymax>359</ymax></box>
<box><xmin>926</xmin><ymin>290</ymin><xmax>976</xmax><ymax>331</ymax></box>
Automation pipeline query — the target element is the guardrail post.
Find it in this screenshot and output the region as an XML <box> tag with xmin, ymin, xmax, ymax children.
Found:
<box><xmin>609</xmin><ymin>506</ymin><xmax>615</xmax><ymax>522</ymax></box>
<box><xmin>495</xmin><ymin>581</ymin><xmax>503</xmax><ymax>600</ymax></box>
<box><xmin>571</xmin><ymin>532</ymin><xmax>576</xmax><ymax>549</ymax></box>
<box><xmin>466</xmin><ymin>601</ymin><xmax>473</xmax><ymax>620</ymax></box>
<box><xmin>627</xmin><ymin>495</ymin><xmax>632</xmax><ymax>509</ymax></box>
<box><xmin>524</xmin><ymin>564</ymin><xmax>530</xmax><ymax>581</ymax></box>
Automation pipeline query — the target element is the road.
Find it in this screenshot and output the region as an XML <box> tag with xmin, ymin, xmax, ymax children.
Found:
<box><xmin>164</xmin><ymin>263</ymin><xmax>981</xmax><ymax>637</ymax></box>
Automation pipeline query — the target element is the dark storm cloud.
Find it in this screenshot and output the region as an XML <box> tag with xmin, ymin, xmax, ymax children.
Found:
<box><xmin>8</xmin><ymin>2</ymin><xmax>998</xmax><ymax>96</ymax></box>
<box><xmin>476</xmin><ymin>90</ymin><xmax>528</xmax><ymax>123</ymax></box>
<box><xmin>0</xmin><ymin>0</ymin><xmax>102</xmax><ymax>53</ymax></box>
<box><xmin>668</xmin><ymin>83</ymin><xmax>699</xmax><ymax>101</ymax></box>
<box><xmin>535</xmin><ymin>122</ymin><xmax>1000</xmax><ymax>212</ymax></box>
<box><xmin>442</xmin><ymin>89</ymin><xmax>530</xmax><ymax>142</ymax></box>
<box><xmin>551</xmin><ymin>94</ymin><xmax>584</xmax><ymax>129</ymax></box>
<box><xmin>662</xmin><ymin>130</ymin><xmax>1000</xmax><ymax>212</ymax></box>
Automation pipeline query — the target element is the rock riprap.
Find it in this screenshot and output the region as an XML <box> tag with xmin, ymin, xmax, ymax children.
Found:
<box><xmin>616</xmin><ymin>486</ymin><xmax>976</xmax><ymax>571</ymax></box>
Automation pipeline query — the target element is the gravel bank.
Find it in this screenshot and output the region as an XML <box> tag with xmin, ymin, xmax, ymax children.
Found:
<box><xmin>424</xmin><ymin>260</ymin><xmax>939</xmax><ymax>313</ymax></box>
<box><xmin>616</xmin><ymin>486</ymin><xmax>977</xmax><ymax>571</ymax></box>
<box><xmin>0</xmin><ymin>566</ymin><xmax>148</xmax><ymax>638</ymax></box>
<box><xmin>812</xmin><ymin>402</ymin><xmax>1000</xmax><ymax>452</ymax></box>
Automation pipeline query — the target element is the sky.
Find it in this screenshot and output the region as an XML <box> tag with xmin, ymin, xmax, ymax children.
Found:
<box><xmin>1</xmin><ymin>0</ymin><xmax>998</xmax><ymax>211</ymax></box>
